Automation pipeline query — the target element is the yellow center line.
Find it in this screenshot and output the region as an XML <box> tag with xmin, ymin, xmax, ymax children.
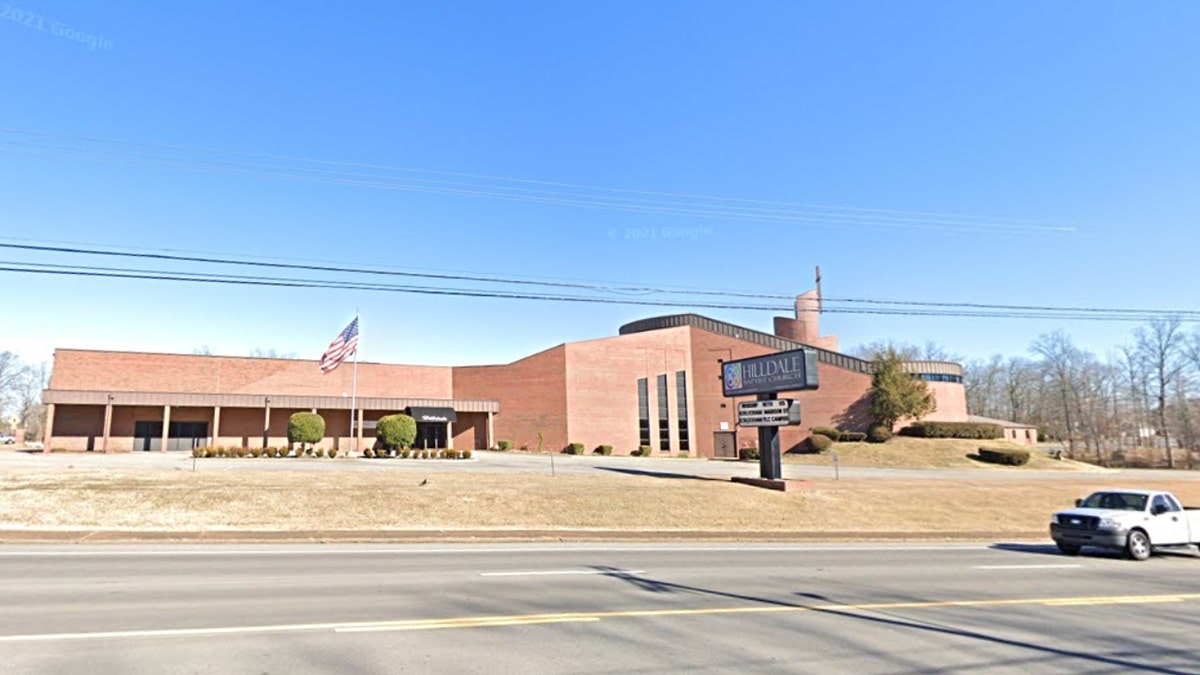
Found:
<box><xmin>6</xmin><ymin>592</ymin><xmax>1200</xmax><ymax>641</ymax></box>
<box><xmin>329</xmin><ymin>593</ymin><xmax>1200</xmax><ymax>633</ymax></box>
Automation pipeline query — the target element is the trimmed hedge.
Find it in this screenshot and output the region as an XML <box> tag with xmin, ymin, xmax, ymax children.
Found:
<box><xmin>594</xmin><ymin>444</ymin><xmax>613</xmax><ymax>456</ymax></box>
<box><xmin>977</xmin><ymin>446</ymin><xmax>1030</xmax><ymax>466</ymax></box>
<box><xmin>839</xmin><ymin>432</ymin><xmax>867</xmax><ymax>443</ymax></box>
<box><xmin>810</xmin><ymin>427</ymin><xmax>842</xmax><ymax>442</ymax></box>
<box><xmin>377</xmin><ymin>414</ymin><xmax>417</xmax><ymax>450</ymax></box>
<box><xmin>565</xmin><ymin>442</ymin><xmax>585</xmax><ymax>455</ymax></box>
<box><xmin>808</xmin><ymin>434</ymin><xmax>833</xmax><ymax>453</ymax></box>
<box><xmin>900</xmin><ymin>422</ymin><xmax>1002</xmax><ymax>440</ymax></box>
<box><xmin>288</xmin><ymin>412</ymin><xmax>326</xmax><ymax>447</ymax></box>
<box><xmin>867</xmin><ymin>424</ymin><xmax>892</xmax><ymax>443</ymax></box>
<box><xmin>738</xmin><ymin>446</ymin><xmax>760</xmax><ymax>461</ymax></box>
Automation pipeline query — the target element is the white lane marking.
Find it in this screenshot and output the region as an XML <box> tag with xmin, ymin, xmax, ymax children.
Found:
<box><xmin>0</xmin><ymin>621</ymin><xmax>366</xmax><ymax>643</ymax></box>
<box><xmin>974</xmin><ymin>564</ymin><xmax>1083</xmax><ymax>570</ymax></box>
<box><xmin>0</xmin><ymin>544</ymin><xmax>997</xmax><ymax>557</ymax></box>
<box><xmin>480</xmin><ymin>569</ymin><xmax>645</xmax><ymax>577</ymax></box>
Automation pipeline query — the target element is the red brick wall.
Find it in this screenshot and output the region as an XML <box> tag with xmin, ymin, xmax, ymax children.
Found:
<box><xmin>452</xmin><ymin>346</ymin><xmax>567</xmax><ymax>451</ymax></box>
<box><xmin>50</xmin><ymin>404</ymin><xmax>103</xmax><ymax>451</ymax></box>
<box><xmin>919</xmin><ymin>381</ymin><xmax>969</xmax><ymax>422</ymax></box>
<box><xmin>563</xmin><ymin>327</ymin><xmax>692</xmax><ymax>455</ymax></box>
<box><xmin>452</xmin><ymin>412</ymin><xmax>488</xmax><ymax>450</ymax></box>
<box><xmin>50</xmin><ymin>350</ymin><xmax>453</xmax><ymax>398</ymax></box>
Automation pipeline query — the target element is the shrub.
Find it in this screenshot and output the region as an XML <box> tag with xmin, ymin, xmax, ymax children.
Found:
<box><xmin>808</xmin><ymin>434</ymin><xmax>833</xmax><ymax>453</ymax></box>
<box><xmin>377</xmin><ymin>414</ymin><xmax>417</xmax><ymax>451</ymax></box>
<box><xmin>637</xmin><ymin>445</ymin><xmax>653</xmax><ymax>457</ymax></box>
<box><xmin>679</xmin><ymin>451</ymin><xmax>689</xmax><ymax>458</ymax></box>
<box><xmin>398</xmin><ymin>449</ymin><xmax>409</xmax><ymax>459</ymax></box>
<box><xmin>288</xmin><ymin>412</ymin><xmax>326</xmax><ymax>450</ymax></box>
<box><xmin>900</xmin><ymin>422</ymin><xmax>1002</xmax><ymax>440</ymax></box>
<box><xmin>315</xmin><ymin>447</ymin><xmax>325</xmax><ymax>458</ymax></box>
<box><xmin>192</xmin><ymin>447</ymin><xmax>205</xmax><ymax>458</ymax></box>
<box><xmin>236</xmin><ymin>447</ymin><xmax>248</xmax><ymax>458</ymax></box>
<box><xmin>363</xmin><ymin>447</ymin><xmax>376</xmax><ymax>458</ymax></box>
<box><xmin>839</xmin><ymin>432</ymin><xmax>867</xmax><ymax>443</ymax></box>
<box><xmin>565</xmin><ymin>442</ymin><xmax>585</xmax><ymax>455</ymax></box>
<box><xmin>738</xmin><ymin>446</ymin><xmax>760</xmax><ymax>461</ymax></box>
<box><xmin>328</xmin><ymin>448</ymin><xmax>338</xmax><ymax>459</ymax></box>
<box><xmin>977</xmin><ymin>446</ymin><xmax>1030</xmax><ymax>466</ymax></box>
<box><xmin>594</xmin><ymin>444</ymin><xmax>613</xmax><ymax>456</ymax></box>
<box><xmin>810</xmin><ymin>427</ymin><xmax>842</xmax><ymax>442</ymax></box>
<box><xmin>462</xmin><ymin>449</ymin><xmax>472</xmax><ymax>459</ymax></box>
<box><xmin>497</xmin><ymin>440</ymin><xmax>513</xmax><ymax>452</ymax></box>
<box><xmin>866</xmin><ymin>424</ymin><xmax>893</xmax><ymax>443</ymax></box>
<box><xmin>248</xmin><ymin>447</ymin><xmax>261</xmax><ymax>458</ymax></box>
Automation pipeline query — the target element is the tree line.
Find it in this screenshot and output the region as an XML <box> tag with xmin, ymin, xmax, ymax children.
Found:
<box><xmin>0</xmin><ymin>352</ymin><xmax>49</xmax><ymax>440</ymax></box>
<box><xmin>961</xmin><ymin>318</ymin><xmax>1200</xmax><ymax>469</ymax></box>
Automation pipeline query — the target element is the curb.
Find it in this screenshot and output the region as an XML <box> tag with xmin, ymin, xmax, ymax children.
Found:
<box><xmin>0</xmin><ymin>529</ymin><xmax>1049</xmax><ymax>544</ymax></box>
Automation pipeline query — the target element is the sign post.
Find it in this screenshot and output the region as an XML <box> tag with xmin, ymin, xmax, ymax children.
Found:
<box><xmin>723</xmin><ymin>348</ymin><xmax>819</xmax><ymax>483</ymax></box>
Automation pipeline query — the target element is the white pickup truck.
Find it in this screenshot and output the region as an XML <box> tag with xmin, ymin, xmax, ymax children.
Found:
<box><xmin>1050</xmin><ymin>489</ymin><xmax>1200</xmax><ymax>560</ymax></box>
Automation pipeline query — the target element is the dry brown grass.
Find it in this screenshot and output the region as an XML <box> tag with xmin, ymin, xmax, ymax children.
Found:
<box><xmin>783</xmin><ymin>437</ymin><xmax>1102</xmax><ymax>471</ymax></box>
<box><xmin>3</xmin><ymin>467</ymin><xmax>1198</xmax><ymax>535</ymax></box>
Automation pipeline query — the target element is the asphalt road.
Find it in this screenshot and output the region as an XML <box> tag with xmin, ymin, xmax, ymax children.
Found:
<box><xmin>2</xmin><ymin>543</ymin><xmax>1199</xmax><ymax>674</ymax></box>
<box><xmin>4</xmin><ymin>447</ymin><xmax>1182</xmax><ymax>481</ymax></box>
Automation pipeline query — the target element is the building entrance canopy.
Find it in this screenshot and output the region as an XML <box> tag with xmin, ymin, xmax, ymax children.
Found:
<box><xmin>406</xmin><ymin>407</ymin><xmax>458</xmax><ymax>424</ymax></box>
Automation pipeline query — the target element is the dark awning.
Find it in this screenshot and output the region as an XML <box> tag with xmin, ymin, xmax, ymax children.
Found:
<box><xmin>406</xmin><ymin>407</ymin><xmax>457</xmax><ymax>423</ymax></box>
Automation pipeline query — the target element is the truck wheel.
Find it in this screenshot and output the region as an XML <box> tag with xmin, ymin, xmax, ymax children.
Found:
<box><xmin>1126</xmin><ymin>529</ymin><xmax>1152</xmax><ymax>561</ymax></box>
<box><xmin>1056</xmin><ymin>542</ymin><xmax>1081</xmax><ymax>556</ymax></box>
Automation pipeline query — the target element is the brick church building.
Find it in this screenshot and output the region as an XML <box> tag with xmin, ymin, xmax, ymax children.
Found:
<box><xmin>42</xmin><ymin>291</ymin><xmax>993</xmax><ymax>457</ymax></box>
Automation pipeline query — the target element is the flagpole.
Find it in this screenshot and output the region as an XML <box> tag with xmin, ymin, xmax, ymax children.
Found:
<box><xmin>351</xmin><ymin>310</ymin><xmax>359</xmax><ymax>455</ymax></box>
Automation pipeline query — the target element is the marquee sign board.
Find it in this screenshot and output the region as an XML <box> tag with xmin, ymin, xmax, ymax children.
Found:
<box><xmin>737</xmin><ymin>399</ymin><xmax>801</xmax><ymax>427</ymax></box>
<box><xmin>722</xmin><ymin>348</ymin><xmax>819</xmax><ymax>397</ymax></box>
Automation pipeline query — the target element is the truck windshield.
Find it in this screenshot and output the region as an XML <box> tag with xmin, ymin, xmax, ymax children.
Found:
<box><xmin>1080</xmin><ymin>492</ymin><xmax>1147</xmax><ymax>511</ymax></box>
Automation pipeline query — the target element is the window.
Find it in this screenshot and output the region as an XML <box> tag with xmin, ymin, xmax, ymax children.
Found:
<box><xmin>657</xmin><ymin>374</ymin><xmax>669</xmax><ymax>451</ymax></box>
<box><xmin>1152</xmin><ymin>494</ymin><xmax>1179</xmax><ymax>513</ymax></box>
<box><xmin>637</xmin><ymin>378</ymin><xmax>651</xmax><ymax>448</ymax></box>
<box><xmin>676</xmin><ymin>371</ymin><xmax>689</xmax><ymax>452</ymax></box>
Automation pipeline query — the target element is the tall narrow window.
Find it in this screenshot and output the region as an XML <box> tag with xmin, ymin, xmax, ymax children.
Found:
<box><xmin>657</xmin><ymin>374</ymin><xmax>670</xmax><ymax>451</ymax></box>
<box><xmin>637</xmin><ymin>378</ymin><xmax>651</xmax><ymax>448</ymax></box>
<box><xmin>676</xmin><ymin>371</ymin><xmax>689</xmax><ymax>452</ymax></box>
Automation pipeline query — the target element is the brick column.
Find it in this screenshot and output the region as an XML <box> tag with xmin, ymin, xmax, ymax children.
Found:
<box><xmin>42</xmin><ymin>403</ymin><xmax>55</xmax><ymax>453</ymax></box>
<box><xmin>212</xmin><ymin>405</ymin><xmax>221</xmax><ymax>448</ymax></box>
<box><xmin>486</xmin><ymin>411</ymin><xmax>494</xmax><ymax>450</ymax></box>
<box><xmin>161</xmin><ymin>405</ymin><xmax>171</xmax><ymax>453</ymax></box>
<box><xmin>101</xmin><ymin>396</ymin><xmax>114</xmax><ymax>453</ymax></box>
<box><xmin>262</xmin><ymin>399</ymin><xmax>271</xmax><ymax>449</ymax></box>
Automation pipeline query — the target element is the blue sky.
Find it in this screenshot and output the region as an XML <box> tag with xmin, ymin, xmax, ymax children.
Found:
<box><xmin>2</xmin><ymin>1</ymin><xmax>1198</xmax><ymax>369</ymax></box>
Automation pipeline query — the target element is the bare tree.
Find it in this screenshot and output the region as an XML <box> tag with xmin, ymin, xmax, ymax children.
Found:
<box><xmin>16</xmin><ymin>361</ymin><xmax>49</xmax><ymax>440</ymax></box>
<box><xmin>1032</xmin><ymin>331</ymin><xmax>1086</xmax><ymax>457</ymax></box>
<box><xmin>249</xmin><ymin>348</ymin><xmax>299</xmax><ymax>359</ymax></box>
<box><xmin>1135</xmin><ymin>317</ymin><xmax>1185</xmax><ymax>468</ymax></box>
<box><xmin>0</xmin><ymin>351</ymin><xmax>22</xmax><ymax>424</ymax></box>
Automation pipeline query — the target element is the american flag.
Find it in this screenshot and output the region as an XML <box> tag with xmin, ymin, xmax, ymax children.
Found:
<box><xmin>319</xmin><ymin>318</ymin><xmax>359</xmax><ymax>373</ymax></box>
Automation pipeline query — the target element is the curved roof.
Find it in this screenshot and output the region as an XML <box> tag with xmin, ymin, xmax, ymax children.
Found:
<box><xmin>619</xmin><ymin>313</ymin><xmax>963</xmax><ymax>377</ymax></box>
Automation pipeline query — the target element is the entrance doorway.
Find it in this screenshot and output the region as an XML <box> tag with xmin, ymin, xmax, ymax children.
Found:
<box><xmin>415</xmin><ymin>423</ymin><xmax>447</xmax><ymax>450</ymax></box>
<box><xmin>713</xmin><ymin>431</ymin><xmax>737</xmax><ymax>459</ymax></box>
<box><xmin>133</xmin><ymin>421</ymin><xmax>209</xmax><ymax>451</ymax></box>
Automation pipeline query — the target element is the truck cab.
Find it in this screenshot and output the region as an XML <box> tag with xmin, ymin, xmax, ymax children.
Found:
<box><xmin>1050</xmin><ymin>489</ymin><xmax>1200</xmax><ymax>560</ymax></box>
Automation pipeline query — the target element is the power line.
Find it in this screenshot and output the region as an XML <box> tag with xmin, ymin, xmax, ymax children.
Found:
<box><xmin>4</xmin><ymin>259</ymin><xmax>1199</xmax><ymax>322</ymax></box>
<box><xmin>8</xmin><ymin>240</ymin><xmax>1200</xmax><ymax>319</ymax></box>
<box><xmin>0</xmin><ymin>128</ymin><xmax>1079</xmax><ymax>235</ymax></box>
